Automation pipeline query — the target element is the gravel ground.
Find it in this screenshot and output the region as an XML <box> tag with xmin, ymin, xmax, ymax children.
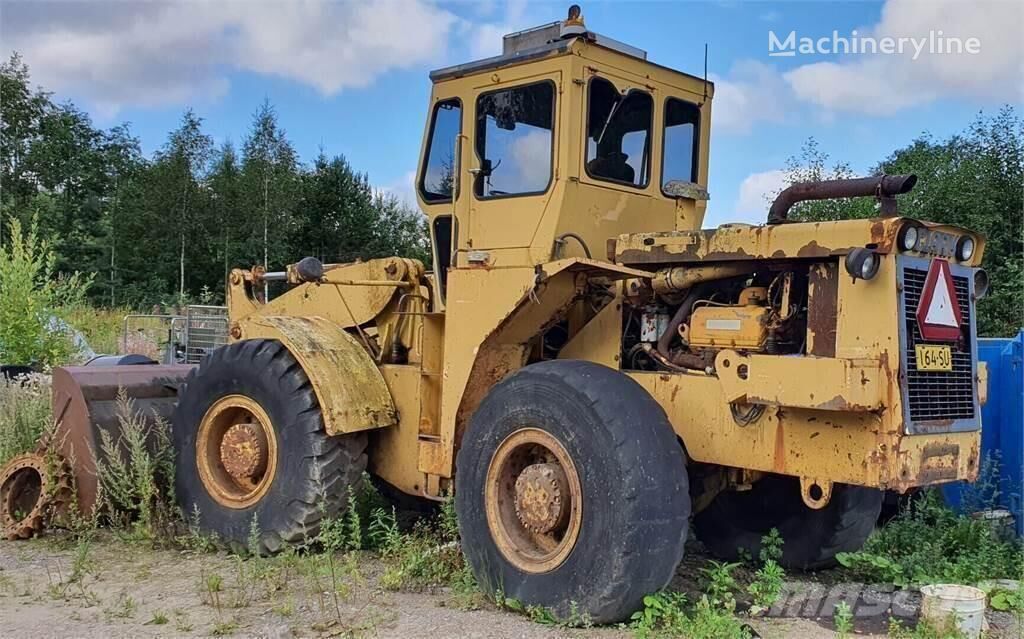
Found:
<box><xmin>0</xmin><ymin>534</ymin><xmax>1018</xmax><ymax>638</ymax></box>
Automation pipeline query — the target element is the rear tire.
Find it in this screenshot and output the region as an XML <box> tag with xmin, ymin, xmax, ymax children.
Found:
<box><xmin>456</xmin><ymin>360</ymin><xmax>690</xmax><ymax>624</ymax></box>
<box><xmin>694</xmin><ymin>474</ymin><xmax>883</xmax><ymax>569</ymax></box>
<box><xmin>173</xmin><ymin>339</ymin><xmax>367</xmax><ymax>554</ymax></box>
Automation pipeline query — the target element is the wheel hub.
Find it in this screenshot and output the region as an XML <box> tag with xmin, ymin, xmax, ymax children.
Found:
<box><xmin>219</xmin><ymin>423</ymin><xmax>267</xmax><ymax>482</ymax></box>
<box><xmin>514</xmin><ymin>462</ymin><xmax>569</xmax><ymax>534</ymax></box>
<box><xmin>197</xmin><ymin>395</ymin><xmax>279</xmax><ymax>509</ymax></box>
<box><xmin>485</xmin><ymin>428</ymin><xmax>583</xmax><ymax>574</ymax></box>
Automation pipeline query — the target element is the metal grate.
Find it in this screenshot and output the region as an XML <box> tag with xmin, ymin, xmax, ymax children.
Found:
<box><xmin>184</xmin><ymin>305</ymin><xmax>229</xmax><ymax>365</ymax></box>
<box><xmin>902</xmin><ymin>266</ymin><xmax>975</xmax><ymax>422</ymax></box>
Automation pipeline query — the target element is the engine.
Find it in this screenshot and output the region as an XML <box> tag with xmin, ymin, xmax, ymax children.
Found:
<box><xmin>622</xmin><ymin>264</ymin><xmax>808</xmax><ymax>373</ymax></box>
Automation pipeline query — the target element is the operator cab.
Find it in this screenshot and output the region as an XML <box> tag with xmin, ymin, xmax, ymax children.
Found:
<box><xmin>416</xmin><ymin>5</ymin><xmax>714</xmax><ymax>303</ymax></box>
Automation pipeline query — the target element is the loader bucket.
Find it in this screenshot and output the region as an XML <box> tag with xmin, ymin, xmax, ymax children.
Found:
<box><xmin>50</xmin><ymin>365</ymin><xmax>194</xmax><ymax>516</ymax></box>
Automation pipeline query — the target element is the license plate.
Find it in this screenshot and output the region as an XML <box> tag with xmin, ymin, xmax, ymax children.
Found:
<box><xmin>915</xmin><ymin>345</ymin><xmax>952</xmax><ymax>371</ymax></box>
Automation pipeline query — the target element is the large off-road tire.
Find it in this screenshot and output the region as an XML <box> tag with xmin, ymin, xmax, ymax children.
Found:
<box><xmin>456</xmin><ymin>360</ymin><xmax>690</xmax><ymax>624</ymax></box>
<box><xmin>694</xmin><ymin>474</ymin><xmax>883</xmax><ymax>570</ymax></box>
<box><xmin>173</xmin><ymin>339</ymin><xmax>367</xmax><ymax>554</ymax></box>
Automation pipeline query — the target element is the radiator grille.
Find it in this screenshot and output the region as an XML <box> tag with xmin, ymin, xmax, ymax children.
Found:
<box><xmin>902</xmin><ymin>266</ymin><xmax>975</xmax><ymax>422</ymax></box>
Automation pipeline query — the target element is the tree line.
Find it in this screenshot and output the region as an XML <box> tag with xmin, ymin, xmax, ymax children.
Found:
<box><xmin>781</xmin><ymin>107</ymin><xmax>1023</xmax><ymax>337</ymax></box>
<box><xmin>0</xmin><ymin>54</ymin><xmax>428</xmax><ymax>308</ymax></box>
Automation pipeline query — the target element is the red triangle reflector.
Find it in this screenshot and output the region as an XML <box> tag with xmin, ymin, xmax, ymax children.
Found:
<box><xmin>915</xmin><ymin>259</ymin><xmax>963</xmax><ymax>342</ymax></box>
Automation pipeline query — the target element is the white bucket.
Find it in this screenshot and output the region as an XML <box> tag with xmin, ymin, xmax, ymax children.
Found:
<box><xmin>919</xmin><ymin>584</ymin><xmax>987</xmax><ymax>639</ymax></box>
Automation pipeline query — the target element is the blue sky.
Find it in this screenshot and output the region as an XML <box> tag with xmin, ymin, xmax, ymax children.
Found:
<box><xmin>3</xmin><ymin>0</ymin><xmax>1018</xmax><ymax>227</ymax></box>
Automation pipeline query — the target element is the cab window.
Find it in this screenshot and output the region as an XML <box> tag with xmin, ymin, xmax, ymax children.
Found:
<box><xmin>662</xmin><ymin>98</ymin><xmax>700</xmax><ymax>188</ymax></box>
<box><xmin>419</xmin><ymin>99</ymin><xmax>461</xmax><ymax>203</ymax></box>
<box><xmin>474</xmin><ymin>81</ymin><xmax>554</xmax><ymax>198</ymax></box>
<box><xmin>586</xmin><ymin>78</ymin><xmax>652</xmax><ymax>188</ymax></box>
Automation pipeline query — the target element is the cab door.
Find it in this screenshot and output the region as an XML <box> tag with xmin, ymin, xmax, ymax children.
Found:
<box><xmin>456</xmin><ymin>70</ymin><xmax>561</xmax><ymax>257</ymax></box>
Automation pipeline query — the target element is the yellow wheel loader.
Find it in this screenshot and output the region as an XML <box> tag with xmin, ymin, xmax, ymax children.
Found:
<box><xmin>172</xmin><ymin>6</ymin><xmax>989</xmax><ymax>622</ymax></box>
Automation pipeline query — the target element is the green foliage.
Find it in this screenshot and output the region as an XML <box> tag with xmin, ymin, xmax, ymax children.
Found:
<box><xmin>368</xmin><ymin>506</ymin><xmax>402</xmax><ymax>557</ymax></box>
<box><xmin>0</xmin><ymin>215</ymin><xmax>91</xmax><ymax>366</ymax></box>
<box><xmin>887</xmin><ymin>616</ymin><xmax>965</xmax><ymax>639</ymax></box>
<box><xmin>0</xmin><ymin>373</ymin><xmax>51</xmax><ymax>465</ymax></box>
<box><xmin>1</xmin><ymin>55</ymin><xmax>430</xmax><ymax>309</ymax></box>
<box><xmin>836</xmin><ymin>490</ymin><xmax>1023</xmax><ymax>587</ymax></box>
<box><xmin>746</xmin><ymin>559</ymin><xmax>785</xmax><ymax>611</ymax></box>
<box><xmin>987</xmin><ymin>586</ymin><xmax>1024</xmax><ymax>613</ymax></box>
<box><xmin>781</xmin><ymin>108</ymin><xmax>1023</xmax><ymax>336</ymax></box>
<box><xmin>95</xmin><ymin>389</ymin><xmax>177</xmax><ymax>539</ymax></box>
<box><xmin>758</xmin><ymin>527</ymin><xmax>784</xmax><ymax>564</ymax></box>
<box><xmin>701</xmin><ymin>560</ymin><xmax>741</xmax><ymax>611</ymax></box>
<box><xmin>631</xmin><ymin>591</ymin><xmax>752</xmax><ymax>639</ymax></box>
<box><xmin>834</xmin><ymin>601</ymin><xmax>854</xmax><ymax>638</ymax></box>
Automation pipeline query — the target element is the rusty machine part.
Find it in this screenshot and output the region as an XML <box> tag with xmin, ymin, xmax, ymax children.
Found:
<box><xmin>0</xmin><ymin>445</ymin><xmax>74</xmax><ymax>540</ymax></box>
<box><xmin>767</xmin><ymin>173</ymin><xmax>917</xmax><ymax>224</ymax></box>
<box><xmin>196</xmin><ymin>394</ymin><xmax>278</xmax><ymax>509</ymax></box>
<box><xmin>50</xmin><ymin>364</ymin><xmax>194</xmax><ymax>516</ymax></box>
<box><xmin>484</xmin><ymin>428</ymin><xmax>583</xmax><ymax>574</ymax></box>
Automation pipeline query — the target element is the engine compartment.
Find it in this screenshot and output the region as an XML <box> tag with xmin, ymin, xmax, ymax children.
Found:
<box><xmin>621</xmin><ymin>262</ymin><xmax>810</xmax><ymax>375</ymax></box>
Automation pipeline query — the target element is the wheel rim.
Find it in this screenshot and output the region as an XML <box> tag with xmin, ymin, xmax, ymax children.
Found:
<box><xmin>196</xmin><ymin>395</ymin><xmax>278</xmax><ymax>509</ymax></box>
<box><xmin>485</xmin><ymin>428</ymin><xmax>583</xmax><ymax>574</ymax></box>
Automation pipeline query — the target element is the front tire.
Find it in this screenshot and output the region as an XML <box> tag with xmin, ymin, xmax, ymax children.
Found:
<box><xmin>173</xmin><ymin>339</ymin><xmax>367</xmax><ymax>554</ymax></box>
<box><xmin>455</xmin><ymin>360</ymin><xmax>690</xmax><ymax>624</ymax></box>
<box><xmin>694</xmin><ymin>474</ymin><xmax>883</xmax><ymax>569</ymax></box>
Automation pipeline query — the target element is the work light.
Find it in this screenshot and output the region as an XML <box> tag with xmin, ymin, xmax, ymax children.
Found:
<box><xmin>845</xmin><ymin>248</ymin><xmax>880</xmax><ymax>280</ymax></box>
<box><xmin>956</xmin><ymin>235</ymin><xmax>975</xmax><ymax>262</ymax></box>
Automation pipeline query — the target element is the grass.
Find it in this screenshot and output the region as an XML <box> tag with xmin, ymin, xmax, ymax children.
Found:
<box><xmin>60</xmin><ymin>305</ymin><xmax>129</xmax><ymax>357</ymax></box>
<box><xmin>836</xmin><ymin>489</ymin><xmax>1023</xmax><ymax>588</ymax></box>
<box><xmin>0</xmin><ymin>373</ymin><xmax>52</xmax><ymax>465</ymax></box>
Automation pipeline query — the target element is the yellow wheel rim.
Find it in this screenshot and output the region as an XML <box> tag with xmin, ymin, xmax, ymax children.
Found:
<box><xmin>196</xmin><ymin>395</ymin><xmax>278</xmax><ymax>509</ymax></box>
<box><xmin>485</xmin><ymin>428</ymin><xmax>583</xmax><ymax>574</ymax></box>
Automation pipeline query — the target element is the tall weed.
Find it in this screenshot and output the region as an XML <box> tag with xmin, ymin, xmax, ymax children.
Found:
<box><xmin>0</xmin><ymin>215</ymin><xmax>92</xmax><ymax>367</ymax></box>
<box><xmin>96</xmin><ymin>388</ymin><xmax>177</xmax><ymax>539</ymax></box>
<box><xmin>0</xmin><ymin>373</ymin><xmax>52</xmax><ymax>465</ymax></box>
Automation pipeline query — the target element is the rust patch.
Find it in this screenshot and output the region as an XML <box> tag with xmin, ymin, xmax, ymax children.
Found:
<box><xmin>773</xmin><ymin>423</ymin><xmax>786</xmax><ymax>473</ymax></box>
<box><xmin>917</xmin><ymin>442</ymin><xmax>960</xmax><ymax>483</ymax></box>
<box><xmin>807</xmin><ymin>262</ymin><xmax>839</xmax><ymax>358</ymax></box>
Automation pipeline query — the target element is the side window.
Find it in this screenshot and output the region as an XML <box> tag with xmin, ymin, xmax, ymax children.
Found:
<box><xmin>419</xmin><ymin>99</ymin><xmax>461</xmax><ymax>203</ymax></box>
<box><xmin>586</xmin><ymin>78</ymin><xmax>653</xmax><ymax>188</ymax></box>
<box><xmin>474</xmin><ymin>82</ymin><xmax>554</xmax><ymax>198</ymax></box>
<box><xmin>662</xmin><ymin>98</ymin><xmax>700</xmax><ymax>188</ymax></box>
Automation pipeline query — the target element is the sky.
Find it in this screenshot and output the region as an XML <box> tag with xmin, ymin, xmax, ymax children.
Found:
<box><xmin>1</xmin><ymin>0</ymin><xmax>1020</xmax><ymax>228</ymax></box>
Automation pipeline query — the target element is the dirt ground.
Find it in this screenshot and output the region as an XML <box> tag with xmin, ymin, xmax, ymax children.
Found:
<box><xmin>0</xmin><ymin>534</ymin><xmax>1017</xmax><ymax>639</ymax></box>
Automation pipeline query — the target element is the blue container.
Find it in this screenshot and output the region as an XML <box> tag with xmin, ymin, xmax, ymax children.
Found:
<box><xmin>941</xmin><ymin>331</ymin><xmax>1024</xmax><ymax>536</ymax></box>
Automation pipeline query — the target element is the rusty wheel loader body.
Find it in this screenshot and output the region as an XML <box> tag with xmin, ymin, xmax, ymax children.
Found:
<box><xmin>178</xmin><ymin>6</ymin><xmax>987</xmax><ymax>620</ymax></box>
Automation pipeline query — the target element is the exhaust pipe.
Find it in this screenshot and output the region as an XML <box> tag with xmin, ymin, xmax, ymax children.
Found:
<box><xmin>767</xmin><ymin>174</ymin><xmax>917</xmax><ymax>224</ymax></box>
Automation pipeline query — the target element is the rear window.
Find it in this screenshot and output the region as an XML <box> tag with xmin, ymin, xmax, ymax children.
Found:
<box><xmin>662</xmin><ymin>98</ymin><xmax>700</xmax><ymax>188</ymax></box>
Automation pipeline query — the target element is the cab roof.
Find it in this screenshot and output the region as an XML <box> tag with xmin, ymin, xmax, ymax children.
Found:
<box><xmin>429</xmin><ymin>22</ymin><xmax>712</xmax><ymax>90</ymax></box>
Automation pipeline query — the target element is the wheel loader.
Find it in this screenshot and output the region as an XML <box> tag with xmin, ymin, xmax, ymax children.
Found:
<box><xmin>171</xmin><ymin>6</ymin><xmax>989</xmax><ymax>622</ymax></box>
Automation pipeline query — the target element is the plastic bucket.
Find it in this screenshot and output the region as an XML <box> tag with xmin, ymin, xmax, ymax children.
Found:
<box><xmin>919</xmin><ymin>584</ymin><xmax>986</xmax><ymax>639</ymax></box>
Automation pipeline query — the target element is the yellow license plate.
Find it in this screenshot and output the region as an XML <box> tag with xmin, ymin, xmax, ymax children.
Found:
<box><xmin>915</xmin><ymin>345</ymin><xmax>953</xmax><ymax>371</ymax></box>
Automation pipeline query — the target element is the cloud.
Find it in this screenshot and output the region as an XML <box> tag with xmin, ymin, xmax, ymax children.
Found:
<box><xmin>784</xmin><ymin>0</ymin><xmax>1023</xmax><ymax>115</ymax></box>
<box><xmin>378</xmin><ymin>170</ymin><xmax>419</xmax><ymax>209</ymax></box>
<box><xmin>1</xmin><ymin>0</ymin><xmax>458</xmax><ymax>115</ymax></box>
<box><xmin>711</xmin><ymin>60</ymin><xmax>792</xmax><ymax>134</ymax></box>
<box><xmin>468</xmin><ymin>0</ymin><xmax>530</xmax><ymax>59</ymax></box>
<box><xmin>735</xmin><ymin>169</ymin><xmax>787</xmax><ymax>217</ymax></box>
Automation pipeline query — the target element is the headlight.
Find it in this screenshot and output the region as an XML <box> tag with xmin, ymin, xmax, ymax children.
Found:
<box><xmin>845</xmin><ymin>248</ymin><xmax>880</xmax><ymax>280</ymax></box>
<box><xmin>973</xmin><ymin>269</ymin><xmax>989</xmax><ymax>299</ymax></box>
<box><xmin>898</xmin><ymin>224</ymin><xmax>921</xmax><ymax>251</ymax></box>
<box><xmin>956</xmin><ymin>235</ymin><xmax>975</xmax><ymax>261</ymax></box>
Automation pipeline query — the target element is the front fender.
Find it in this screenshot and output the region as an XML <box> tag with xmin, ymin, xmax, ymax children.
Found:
<box><xmin>237</xmin><ymin>315</ymin><xmax>396</xmax><ymax>435</ymax></box>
